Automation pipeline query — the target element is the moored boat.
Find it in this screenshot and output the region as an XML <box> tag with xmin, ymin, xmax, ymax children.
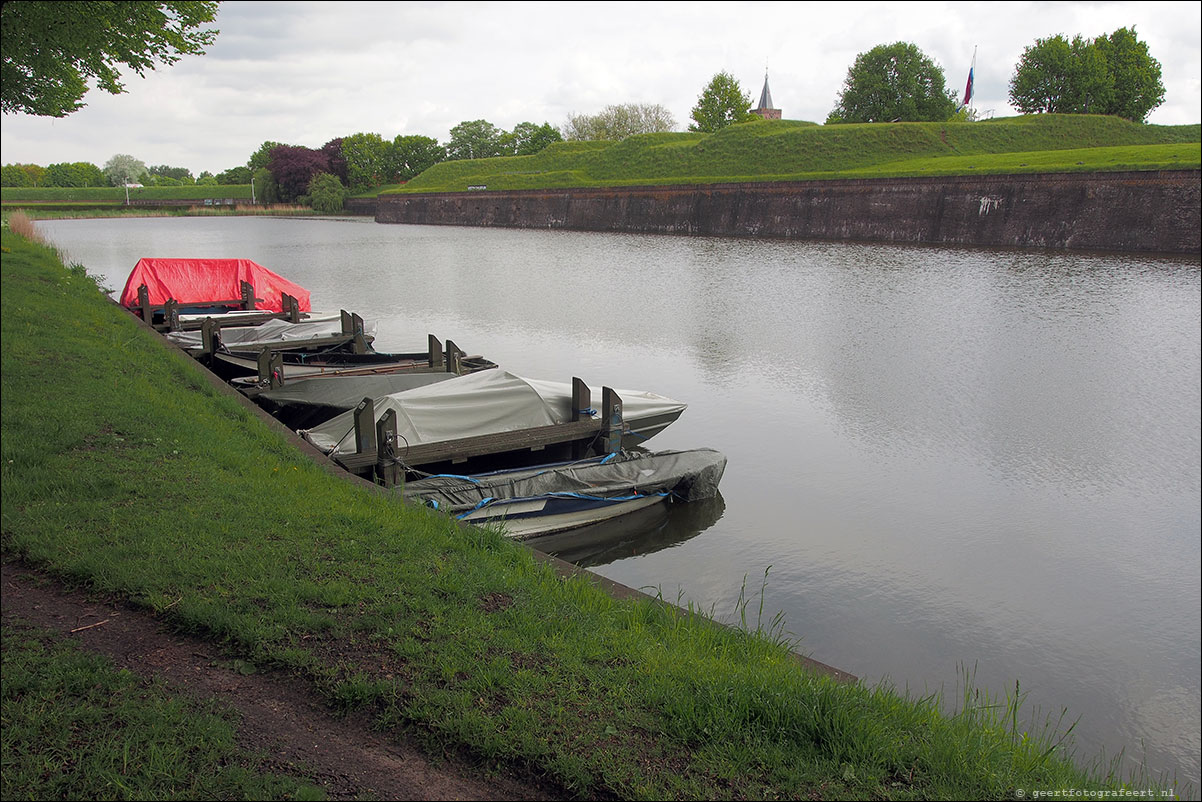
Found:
<box><xmin>120</xmin><ymin>258</ymin><xmax>313</xmax><ymax>323</ymax></box>
<box><xmin>299</xmin><ymin>369</ymin><xmax>687</xmax><ymax>461</ymax></box>
<box><xmin>402</xmin><ymin>448</ymin><xmax>727</xmax><ymax>539</ymax></box>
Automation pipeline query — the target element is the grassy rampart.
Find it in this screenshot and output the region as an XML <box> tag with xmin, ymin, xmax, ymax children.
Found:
<box><xmin>391</xmin><ymin>114</ymin><xmax>1201</xmax><ymax>193</ymax></box>
<box><xmin>0</xmin><ymin>222</ymin><xmax>1180</xmax><ymax>800</ymax></box>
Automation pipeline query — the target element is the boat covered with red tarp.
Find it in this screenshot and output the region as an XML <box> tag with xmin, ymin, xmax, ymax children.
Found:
<box><xmin>119</xmin><ymin>258</ymin><xmax>311</xmax><ymax>313</ymax></box>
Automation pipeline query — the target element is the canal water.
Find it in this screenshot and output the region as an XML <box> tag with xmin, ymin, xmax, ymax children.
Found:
<box><xmin>37</xmin><ymin>216</ymin><xmax>1201</xmax><ymax>791</ymax></box>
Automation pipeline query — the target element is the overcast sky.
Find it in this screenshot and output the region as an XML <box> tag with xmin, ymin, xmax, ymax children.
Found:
<box><xmin>2</xmin><ymin>1</ymin><xmax>1199</xmax><ymax>176</ymax></box>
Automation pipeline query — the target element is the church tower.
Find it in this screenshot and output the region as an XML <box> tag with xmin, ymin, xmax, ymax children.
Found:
<box><xmin>752</xmin><ymin>72</ymin><xmax>781</xmax><ymax>120</ymax></box>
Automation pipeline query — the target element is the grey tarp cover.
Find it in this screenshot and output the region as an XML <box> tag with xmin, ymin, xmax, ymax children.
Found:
<box><xmin>165</xmin><ymin>317</ymin><xmax>376</xmax><ymax>351</ymax></box>
<box><xmin>401</xmin><ymin>448</ymin><xmax>728</xmax><ymax>511</ymax></box>
<box><xmin>300</xmin><ymin>370</ymin><xmax>687</xmax><ymax>457</ymax></box>
<box><xmin>257</xmin><ymin>372</ymin><xmax>456</xmax><ymax>411</ymax></box>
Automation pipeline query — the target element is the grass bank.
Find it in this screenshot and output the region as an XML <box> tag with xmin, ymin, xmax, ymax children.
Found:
<box><xmin>0</xmin><ymin>222</ymin><xmax>1181</xmax><ymax>800</ymax></box>
<box><xmin>391</xmin><ymin>114</ymin><xmax>1200</xmax><ymax>193</ymax></box>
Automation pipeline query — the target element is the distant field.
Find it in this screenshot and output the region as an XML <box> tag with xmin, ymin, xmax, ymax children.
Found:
<box><xmin>391</xmin><ymin>114</ymin><xmax>1201</xmax><ymax>193</ymax></box>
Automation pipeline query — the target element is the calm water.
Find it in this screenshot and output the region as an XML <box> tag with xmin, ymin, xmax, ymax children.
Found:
<box><xmin>38</xmin><ymin>216</ymin><xmax>1202</xmax><ymax>791</ymax></box>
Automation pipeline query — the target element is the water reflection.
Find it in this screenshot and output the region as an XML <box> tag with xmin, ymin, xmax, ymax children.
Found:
<box><xmin>526</xmin><ymin>493</ymin><xmax>726</xmax><ymax>568</ymax></box>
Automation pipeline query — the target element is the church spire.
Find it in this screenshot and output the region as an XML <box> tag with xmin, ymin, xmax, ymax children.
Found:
<box><xmin>753</xmin><ymin>71</ymin><xmax>781</xmax><ymax>119</ymax></box>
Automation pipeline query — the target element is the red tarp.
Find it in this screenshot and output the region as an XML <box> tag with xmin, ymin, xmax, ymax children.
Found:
<box><xmin>119</xmin><ymin>258</ymin><xmax>312</xmax><ymax>313</ymax></box>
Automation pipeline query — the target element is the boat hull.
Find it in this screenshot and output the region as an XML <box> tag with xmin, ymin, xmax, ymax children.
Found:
<box><xmin>402</xmin><ymin>448</ymin><xmax>727</xmax><ymax>540</ymax></box>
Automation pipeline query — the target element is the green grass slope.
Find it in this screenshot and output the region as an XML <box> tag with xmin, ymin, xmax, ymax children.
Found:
<box><xmin>394</xmin><ymin>114</ymin><xmax>1201</xmax><ymax>193</ymax></box>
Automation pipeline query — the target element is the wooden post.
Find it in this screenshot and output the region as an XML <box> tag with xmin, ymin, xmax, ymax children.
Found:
<box><xmin>257</xmin><ymin>350</ymin><xmax>283</xmax><ymax>389</ymax></box>
<box><xmin>375</xmin><ymin>409</ymin><xmax>400</xmax><ymax>487</ymax></box>
<box><xmin>137</xmin><ymin>284</ymin><xmax>152</xmax><ymax>323</ymax></box>
<box><xmin>572</xmin><ymin>378</ymin><xmax>592</xmax><ymax>459</ymax></box>
<box><xmin>240</xmin><ymin>280</ymin><xmax>256</xmax><ymax>310</ymax></box>
<box><xmin>428</xmin><ymin>335</ymin><xmax>444</xmax><ymax>370</ymax></box>
<box><xmin>353</xmin><ymin>397</ymin><xmax>376</xmax><ymax>457</ymax></box>
<box><xmin>164</xmin><ymin>299</ymin><xmax>180</xmax><ymax>331</ymax></box>
<box><xmin>340</xmin><ymin>310</ymin><xmax>352</xmax><ymax>334</ymax></box>
<box><xmin>201</xmin><ymin>318</ymin><xmax>220</xmax><ymax>356</ymax></box>
<box><xmin>283</xmin><ymin>293</ymin><xmax>300</xmax><ymax>323</ymax></box>
<box><xmin>351</xmin><ymin>313</ymin><xmax>368</xmax><ymax>354</ymax></box>
<box><xmin>445</xmin><ymin>339</ymin><xmax>462</xmax><ymax>374</ymax></box>
<box><xmin>601</xmin><ymin>387</ymin><xmax>624</xmax><ymax>455</ymax></box>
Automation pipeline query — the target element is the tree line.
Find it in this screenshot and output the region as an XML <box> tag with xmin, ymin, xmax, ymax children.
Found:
<box><xmin>1</xmin><ymin>0</ymin><xmax>1171</xmax><ymax>211</ymax></box>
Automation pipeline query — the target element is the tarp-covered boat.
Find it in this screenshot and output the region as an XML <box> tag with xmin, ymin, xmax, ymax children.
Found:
<box><xmin>164</xmin><ymin>317</ymin><xmax>376</xmax><ymax>354</ymax></box>
<box><xmin>402</xmin><ymin>448</ymin><xmax>727</xmax><ymax>538</ymax></box>
<box><xmin>119</xmin><ymin>258</ymin><xmax>312</xmax><ymax>313</ymax></box>
<box><xmin>300</xmin><ymin>369</ymin><xmax>687</xmax><ymax>458</ymax></box>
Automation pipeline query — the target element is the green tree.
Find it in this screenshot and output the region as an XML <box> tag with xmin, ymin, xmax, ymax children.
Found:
<box><xmin>1</xmin><ymin>1</ymin><xmax>219</xmax><ymax>117</ymax></box>
<box><xmin>1094</xmin><ymin>27</ymin><xmax>1165</xmax><ymax>121</ymax></box>
<box><xmin>390</xmin><ymin>135</ymin><xmax>444</xmax><ymax>181</ymax></box>
<box><xmin>148</xmin><ymin>164</ymin><xmax>193</xmax><ymax>182</ymax></box>
<box><xmin>251</xmin><ymin>167</ymin><xmax>278</xmax><ymax>204</ymax></box>
<box><xmin>340</xmin><ymin>132</ymin><xmax>390</xmax><ymax>190</ymax></box>
<box><xmin>1</xmin><ymin>164</ymin><xmax>35</xmax><ymax>187</ymax></box>
<box><xmin>1009</xmin><ymin>27</ymin><xmax>1164</xmax><ymax>121</ymax></box>
<box><xmin>827</xmin><ymin>42</ymin><xmax>958</xmax><ymax>123</ymax></box>
<box><xmin>307</xmin><ymin>172</ymin><xmax>347</xmax><ymax>214</ymax></box>
<box><xmin>445</xmin><ymin>119</ymin><xmax>504</xmax><ymax>160</ymax></box>
<box><xmin>102</xmin><ymin>153</ymin><xmax>147</xmax><ymax>186</ymax></box>
<box><xmin>44</xmin><ymin>161</ymin><xmax>104</xmax><ymax>187</ymax></box>
<box><xmin>508</xmin><ymin>121</ymin><xmax>564</xmax><ymax>155</ymax></box>
<box><xmin>563</xmin><ymin>104</ymin><xmax>677</xmax><ymax>141</ymax></box>
<box><xmin>689</xmin><ymin>72</ymin><xmax>754</xmax><ymax>133</ymax></box>
<box><xmin>1009</xmin><ymin>34</ymin><xmax>1111</xmax><ymax>114</ymax></box>
<box><xmin>247</xmin><ymin>141</ymin><xmax>284</xmax><ymax>171</ymax></box>
<box><xmin>216</xmin><ymin>165</ymin><xmax>251</xmax><ymax>184</ymax></box>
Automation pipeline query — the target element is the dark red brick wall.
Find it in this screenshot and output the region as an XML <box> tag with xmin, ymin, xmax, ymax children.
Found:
<box><xmin>375</xmin><ymin>171</ymin><xmax>1201</xmax><ymax>254</ymax></box>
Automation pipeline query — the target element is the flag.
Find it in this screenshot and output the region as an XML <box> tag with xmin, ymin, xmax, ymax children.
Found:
<box><xmin>963</xmin><ymin>66</ymin><xmax>974</xmax><ymax>107</ymax></box>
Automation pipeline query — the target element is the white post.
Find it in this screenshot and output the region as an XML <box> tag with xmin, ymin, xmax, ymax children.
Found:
<box><xmin>250</xmin><ymin>177</ymin><xmax>256</xmax><ymax>205</ymax></box>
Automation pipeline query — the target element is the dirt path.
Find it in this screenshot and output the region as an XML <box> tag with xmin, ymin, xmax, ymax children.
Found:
<box><xmin>1</xmin><ymin>561</ymin><xmax>559</xmax><ymax>801</ymax></box>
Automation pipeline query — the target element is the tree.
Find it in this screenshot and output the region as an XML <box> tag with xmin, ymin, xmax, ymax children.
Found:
<box><xmin>148</xmin><ymin>164</ymin><xmax>193</xmax><ymax>182</ymax></box>
<box><xmin>445</xmin><ymin>120</ymin><xmax>504</xmax><ymax>160</ymax></box>
<box><xmin>103</xmin><ymin>154</ymin><xmax>147</xmax><ymax>187</ymax></box>
<box><xmin>1</xmin><ymin>164</ymin><xmax>34</xmax><ymax>187</ymax></box>
<box><xmin>563</xmin><ymin>104</ymin><xmax>677</xmax><ymax>141</ymax></box>
<box><xmin>321</xmin><ymin>138</ymin><xmax>348</xmax><ymax>185</ymax></box>
<box><xmin>390</xmin><ymin>135</ymin><xmax>444</xmax><ymax>181</ymax></box>
<box><xmin>247</xmin><ymin>141</ymin><xmax>284</xmax><ymax>172</ymax></box>
<box><xmin>44</xmin><ymin>161</ymin><xmax>104</xmax><ymax>187</ymax></box>
<box><xmin>508</xmin><ymin>121</ymin><xmax>564</xmax><ymax>155</ymax></box>
<box><xmin>1009</xmin><ymin>27</ymin><xmax>1164</xmax><ymax>122</ymax></box>
<box><xmin>216</xmin><ymin>166</ymin><xmax>251</xmax><ymax>185</ymax></box>
<box><xmin>307</xmin><ymin>172</ymin><xmax>347</xmax><ymax>214</ymax></box>
<box><xmin>1009</xmin><ymin>34</ymin><xmax>1111</xmax><ymax>114</ymax></box>
<box><xmin>826</xmin><ymin>42</ymin><xmax>958</xmax><ymax>124</ymax></box>
<box><xmin>340</xmin><ymin>132</ymin><xmax>390</xmax><ymax>191</ymax></box>
<box><xmin>267</xmin><ymin>144</ymin><xmax>328</xmax><ymax>202</ymax></box>
<box><xmin>251</xmin><ymin>167</ymin><xmax>278</xmax><ymax>204</ymax></box>
<box><xmin>689</xmin><ymin>72</ymin><xmax>754</xmax><ymax>133</ymax></box>
<box><xmin>1094</xmin><ymin>27</ymin><xmax>1165</xmax><ymax>121</ymax></box>
<box><xmin>1</xmin><ymin>1</ymin><xmax>219</xmax><ymax>117</ymax></box>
